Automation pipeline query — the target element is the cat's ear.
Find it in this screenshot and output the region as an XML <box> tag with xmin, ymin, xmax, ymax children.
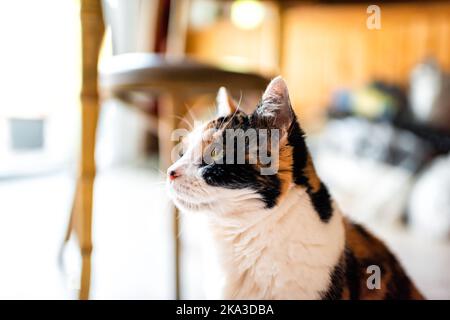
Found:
<box><xmin>255</xmin><ymin>76</ymin><xmax>294</xmax><ymax>130</ymax></box>
<box><xmin>216</xmin><ymin>87</ymin><xmax>237</xmax><ymax>117</ymax></box>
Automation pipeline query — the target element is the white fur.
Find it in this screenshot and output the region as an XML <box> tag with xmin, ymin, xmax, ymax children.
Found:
<box><xmin>207</xmin><ymin>187</ymin><xmax>345</xmax><ymax>299</ymax></box>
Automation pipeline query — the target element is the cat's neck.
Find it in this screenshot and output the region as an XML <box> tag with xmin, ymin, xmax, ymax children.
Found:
<box><xmin>208</xmin><ymin>186</ymin><xmax>346</xmax><ymax>299</ymax></box>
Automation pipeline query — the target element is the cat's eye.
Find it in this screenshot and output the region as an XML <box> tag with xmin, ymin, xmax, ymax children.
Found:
<box><xmin>178</xmin><ymin>148</ymin><xmax>184</xmax><ymax>158</ymax></box>
<box><xmin>211</xmin><ymin>148</ymin><xmax>223</xmax><ymax>161</ymax></box>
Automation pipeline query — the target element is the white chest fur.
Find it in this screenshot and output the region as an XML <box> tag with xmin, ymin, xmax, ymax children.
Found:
<box><xmin>208</xmin><ymin>187</ymin><xmax>345</xmax><ymax>299</ymax></box>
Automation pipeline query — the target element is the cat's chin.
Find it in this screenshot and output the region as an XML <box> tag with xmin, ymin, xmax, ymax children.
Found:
<box><xmin>171</xmin><ymin>195</ymin><xmax>213</xmax><ymax>214</ymax></box>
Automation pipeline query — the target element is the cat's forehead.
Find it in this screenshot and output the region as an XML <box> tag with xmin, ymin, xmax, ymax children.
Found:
<box><xmin>185</xmin><ymin>111</ymin><xmax>253</xmax><ymax>149</ymax></box>
<box><xmin>207</xmin><ymin>111</ymin><xmax>251</xmax><ymax>131</ymax></box>
<box><xmin>186</xmin><ymin>120</ymin><xmax>220</xmax><ymax>147</ymax></box>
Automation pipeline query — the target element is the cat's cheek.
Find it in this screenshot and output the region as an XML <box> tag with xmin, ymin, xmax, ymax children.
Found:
<box><xmin>197</xmin><ymin>166</ymin><xmax>208</xmax><ymax>178</ymax></box>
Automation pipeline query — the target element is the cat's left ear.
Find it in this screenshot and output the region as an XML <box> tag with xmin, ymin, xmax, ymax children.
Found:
<box><xmin>254</xmin><ymin>76</ymin><xmax>294</xmax><ymax>130</ymax></box>
<box><xmin>216</xmin><ymin>87</ymin><xmax>238</xmax><ymax>117</ymax></box>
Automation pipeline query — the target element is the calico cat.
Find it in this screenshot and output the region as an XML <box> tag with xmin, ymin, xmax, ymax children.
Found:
<box><xmin>167</xmin><ymin>76</ymin><xmax>424</xmax><ymax>300</ymax></box>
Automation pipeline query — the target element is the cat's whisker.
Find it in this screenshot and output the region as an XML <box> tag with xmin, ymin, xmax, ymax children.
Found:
<box><xmin>236</xmin><ymin>90</ymin><xmax>243</xmax><ymax>111</ymax></box>
<box><xmin>167</xmin><ymin>113</ymin><xmax>193</xmax><ymax>131</ymax></box>
<box><xmin>186</xmin><ymin>106</ymin><xmax>201</xmax><ymax>126</ymax></box>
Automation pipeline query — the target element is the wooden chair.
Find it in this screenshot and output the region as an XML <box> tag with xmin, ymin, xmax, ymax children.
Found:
<box><xmin>61</xmin><ymin>0</ymin><xmax>269</xmax><ymax>300</ymax></box>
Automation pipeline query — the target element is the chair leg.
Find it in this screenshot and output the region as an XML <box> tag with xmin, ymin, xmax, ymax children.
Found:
<box><xmin>77</xmin><ymin>176</ymin><xmax>95</xmax><ymax>301</ymax></box>
<box><xmin>76</xmin><ymin>94</ymin><xmax>100</xmax><ymax>300</ymax></box>
<box><xmin>158</xmin><ymin>93</ymin><xmax>187</xmax><ymax>300</ymax></box>
<box><xmin>60</xmin><ymin>95</ymin><xmax>99</xmax><ymax>300</ymax></box>
<box><xmin>172</xmin><ymin>205</ymin><xmax>180</xmax><ymax>300</ymax></box>
<box><xmin>80</xmin><ymin>247</ymin><xmax>92</xmax><ymax>300</ymax></box>
<box><xmin>65</xmin><ymin>0</ymin><xmax>104</xmax><ymax>300</ymax></box>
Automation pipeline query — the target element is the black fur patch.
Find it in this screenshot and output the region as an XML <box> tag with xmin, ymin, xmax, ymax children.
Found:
<box><xmin>286</xmin><ymin>116</ymin><xmax>309</xmax><ymax>186</ymax></box>
<box><xmin>287</xmin><ymin>116</ymin><xmax>333</xmax><ymax>222</ymax></box>
<box><xmin>307</xmin><ymin>183</ymin><xmax>333</xmax><ymax>222</ymax></box>
<box><xmin>344</xmin><ymin>248</ymin><xmax>361</xmax><ymax>300</ymax></box>
<box><xmin>202</xmin><ymin>163</ymin><xmax>281</xmax><ymax>208</ymax></box>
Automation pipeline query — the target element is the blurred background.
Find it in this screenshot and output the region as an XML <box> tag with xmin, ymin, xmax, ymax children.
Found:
<box><xmin>0</xmin><ymin>0</ymin><xmax>450</xmax><ymax>299</ymax></box>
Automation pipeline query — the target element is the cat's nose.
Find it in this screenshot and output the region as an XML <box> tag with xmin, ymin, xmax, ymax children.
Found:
<box><xmin>168</xmin><ymin>169</ymin><xmax>181</xmax><ymax>181</ymax></box>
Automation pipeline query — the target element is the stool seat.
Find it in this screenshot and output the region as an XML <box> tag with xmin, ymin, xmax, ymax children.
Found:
<box><xmin>99</xmin><ymin>53</ymin><xmax>269</xmax><ymax>97</ymax></box>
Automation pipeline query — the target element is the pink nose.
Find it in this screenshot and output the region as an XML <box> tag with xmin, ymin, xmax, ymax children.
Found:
<box><xmin>168</xmin><ymin>170</ymin><xmax>180</xmax><ymax>181</ymax></box>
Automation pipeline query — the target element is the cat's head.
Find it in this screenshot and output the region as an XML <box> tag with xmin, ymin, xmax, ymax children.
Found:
<box><xmin>166</xmin><ymin>76</ymin><xmax>307</xmax><ymax>215</ymax></box>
